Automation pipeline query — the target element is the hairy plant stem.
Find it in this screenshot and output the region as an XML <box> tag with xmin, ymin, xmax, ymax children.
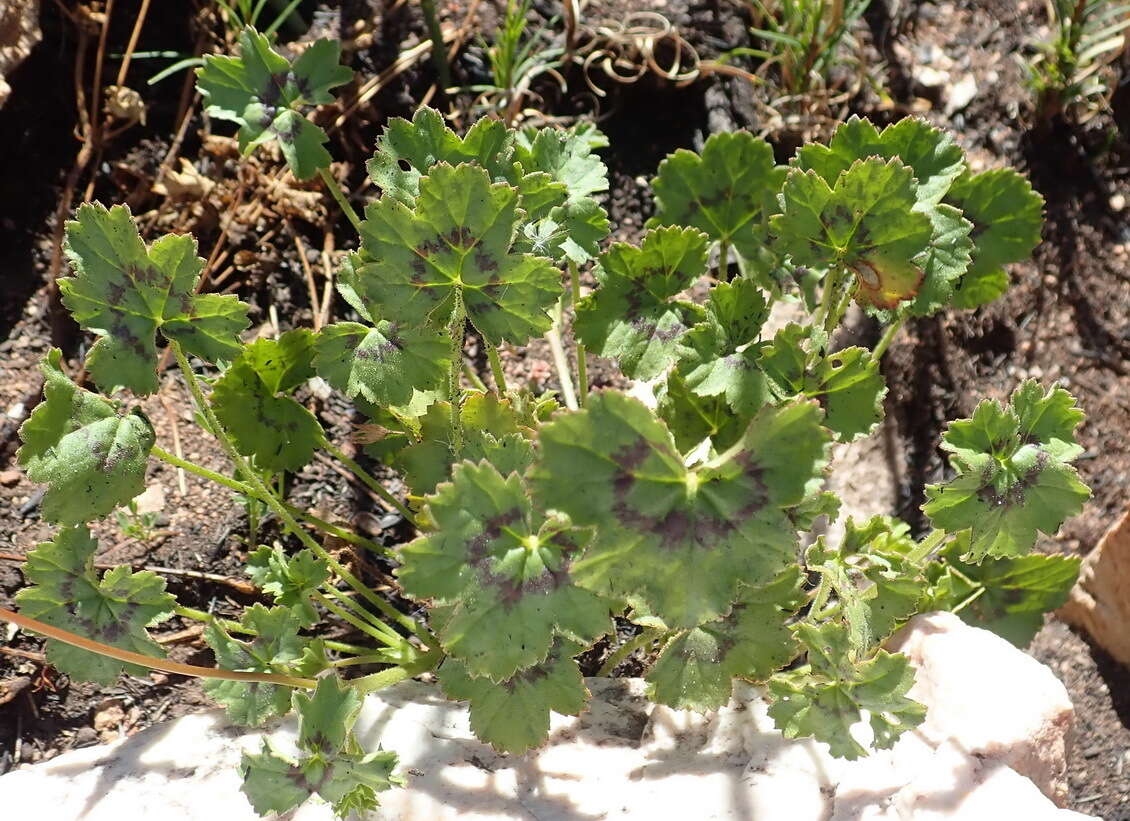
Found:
<box><xmin>545</xmin><ymin>297</ymin><xmax>578</xmax><ymax>410</ymax></box>
<box><xmin>871</xmin><ymin>316</ymin><xmax>906</xmax><ymax>361</ymax></box>
<box><xmin>317</xmin><ymin>166</ymin><xmax>363</xmax><ymax>234</ymax></box>
<box><xmin>150</xmin><ymin>445</ymin><xmax>388</xmax><ymax>554</ymax></box>
<box><xmin>717</xmin><ymin>239</ymin><xmax>731</xmax><ymax>279</ymax></box>
<box><xmin>813</xmin><ymin>266</ymin><xmax>845</xmax><ymax>339</ymax></box>
<box><xmin>598</xmin><ymin>628</ymin><xmax>665</xmax><ymax>676</ymax></box>
<box><xmin>174</xmin><ymin>604</ymin><xmax>371</xmax><ymax>656</ymax></box>
<box><xmin>448</xmin><ymin>299</ymin><xmax>467</xmax><ymax>452</ymax></box>
<box><xmin>485</xmin><ymin>339</ymin><xmax>509</xmax><ymax>394</ymax></box>
<box><xmin>313</xmin><ymin>591</ymin><xmax>407</xmax><ymax>648</ymax></box>
<box><xmin>321</xmin><ymin>438</ymin><xmax>418</xmax><ymax>528</ymax></box>
<box><xmin>462</xmin><ymin>360</ymin><xmax>487</xmax><ymax>392</ymax></box>
<box><xmin>0</xmin><ymin>606</ymin><xmax>315</xmax><ymax>688</ymax></box>
<box><xmin>907</xmin><ymin>529</ymin><xmax>948</xmax><ymax>565</ymax></box>
<box><xmin>171</xmin><ymin>342</ymin><xmax>435</xmax><ymax>649</ymax></box>
<box><xmin>418</xmin><ymin>0</ymin><xmax>452</xmax><ymax>91</ymax></box>
<box><xmin>352</xmin><ymin>649</ymin><xmax>442</xmax><ymax>693</ymax></box>
<box><xmin>568</xmin><ymin>260</ymin><xmax>588</xmax><ymax>406</ymax></box>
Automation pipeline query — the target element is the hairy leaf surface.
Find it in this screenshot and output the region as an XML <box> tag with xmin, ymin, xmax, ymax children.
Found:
<box><xmin>575</xmin><ymin>227</ymin><xmax>709</xmax><ymax>381</ymax></box>
<box><xmin>212</xmin><ymin>330</ymin><xmax>321</xmax><ymax>472</ymax></box>
<box><xmin>645</xmin><ymin>570</ymin><xmax>805</xmax><ymax>711</ymax></box>
<box><xmin>438</xmin><ymin>640</ymin><xmax>588</xmax><ymax>753</ymax></box>
<box><xmin>15</xmin><ymin>525</ymin><xmax>175</xmax><ymax>684</ymax></box>
<box><xmin>342</xmin><ymin>163</ymin><xmax>560</xmax><ymax>346</ymax></box>
<box><xmin>197</xmin><ymin>29</ymin><xmax>351</xmax><ymax>178</ymax></box>
<box><xmin>18</xmin><ymin>349</ymin><xmax>155</xmax><ymax>524</ymax></box>
<box><xmin>649</xmin><ymin>132</ymin><xmax>781</xmax><ymax>261</ymax></box>
<box><xmin>399</xmin><ymin>461</ymin><xmax>610</xmax><ymax>680</ymax></box>
<box><xmin>61</xmin><ymin>203</ymin><xmax>249</xmax><ymax>394</ymax></box>
<box><xmin>923</xmin><ymin>381</ymin><xmax>1090</xmax><ymax>560</ymax></box>
<box><xmin>531</xmin><ymin>392</ymin><xmax>830</xmax><ymax>628</ymax></box>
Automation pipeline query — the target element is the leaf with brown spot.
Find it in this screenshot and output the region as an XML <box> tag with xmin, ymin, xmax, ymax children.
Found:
<box><xmin>14</xmin><ymin>525</ymin><xmax>175</xmax><ymax>685</ymax></box>
<box><xmin>61</xmin><ymin>203</ymin><xmax>249</xmax><ymax>395</ymax></box>
<box><xmin>398</xmin><ymin>461</ymin><xmax>611</xmax><ymax>680</ymax></box>
<box><xmin>18</xmin><ymin>349</ymin><xmax>155</xmax><ymax>524</ymax></box>
<box><xmin>530</xmin><ymin>391</ymin><xmax>831</xmax><ymax>629</ymax></box>
<box><xmin>341</xmin><ymin>163</ymin><xmax>561</xmax><ymax>346</ymax></box>
<box><xmin>438</xmin><ymin>639</ymin><xmax>588</xmax><ymax>753</ymax></box>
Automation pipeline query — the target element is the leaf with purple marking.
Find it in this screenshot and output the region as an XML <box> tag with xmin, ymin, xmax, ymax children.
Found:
<box><xmin>241</xmin><ymin>676</ymin><xmax>402</xmax><ymax>817</ymax></box>
<box><xmin>313</xmin><ymin>320</ymin><xmax>450</xmax><ymax>408</ymax></box>
<box><xmin>398</xmin><ymin>461</ymin><xmax>610</xmax><ymax>680</ymax></box>
<box><xmin>14</xmin><ymin>525</ymin><xmax>175</xmax><ymax>685</ymax></box>
<box><xmin>203</xmin><ymin>604</ymin><xmax>307</xmax><ymax>726</ymax></box>
<box><xmin>17</xmin><ymin>349</ymin><xmax>155</xmax><ymax>524</ymax></box>
<box><xmin>340</xmin><ymin>163</ymin><xmax>561</xmax><ymax>346</ymax></box>
<box><xmin>574</xmin><ymin>227</ymin><xmax>710</xmax><ymax>381</ymax></box>
<box><xmin>645</xmin><ymin>569</ymin><xmax>806</xmax><ymax>711</ymax></box>
<box><xmin>648</xmin><ymin>131</ymin><xmax>783</xmax><ymax>263</ymax></box>
<box><xmin>197</xmin><ymin>28</ymin><xmax>352</xmax><ymax>179</ymax></box>
<box><xmin>770</xmin><ymin>158</ymin><xmax>933</xmax><ymax>311</ymax></box>
<box><xmin>923</xmin><ymin>381</ymin><xmax>1090</xmax><ymax>560</ymax></box>
<box><xmin>437</xmin><ymin>639</ymin><xmax>588</xmax><ymax>753</ymax></box>
<box><xmin>530</xmin><ymin>391</ymin><xmax>831</xmax><ymax>629</ymax></box>
<box><xmin>60</xmin><ymin>203</ymin><xmax>249</xmax><ymax>395</ymax></box>
<box><xmin>212</xmin><ymin>329</ymin><xmax>322</xmax><ymax>472</ymax></box>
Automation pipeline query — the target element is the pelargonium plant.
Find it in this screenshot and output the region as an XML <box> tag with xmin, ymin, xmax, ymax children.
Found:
<box><xmin>0</xmin><ymin>27</ymin><xmax>1089</xmax><ymax>817</ymax></box>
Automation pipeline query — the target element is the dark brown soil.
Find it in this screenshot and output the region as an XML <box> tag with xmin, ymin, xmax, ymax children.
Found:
<box><xmin>0</xmin><ymin>0</ymin><xmax>1128</xmax><ymax>816</ymax></box>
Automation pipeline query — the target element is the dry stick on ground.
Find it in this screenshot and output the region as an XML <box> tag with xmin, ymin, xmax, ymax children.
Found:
<box><xmin>286</xmin><ymin>218</ymin><xmax>323</xmax><ymax>330</ymax></box>
<box><xmin>0</xmin><ymin>647</ymin><xmax>46</xmax><ymax>664</ymax></box>
<box><xmin>157</xmin><ymin>379</ymin><xmax>189</xmax><ymax>496</ymax></box>
<box><xmin>0</xmin><ymin>553</ymin><xmax>258</xmax><ymax>596</ymax></box>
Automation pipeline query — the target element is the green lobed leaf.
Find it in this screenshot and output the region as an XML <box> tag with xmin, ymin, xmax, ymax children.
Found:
<box><xmin>675</xmin><ymin>279</ymin><xmax>772</xmax><ymax>415</ymax></box>
<box><xmin>313</xmin><ymin>320</ymin><xmax>450</xmax><ymax>408</ymax></box>
<box><xmin>393</xmin><ymin>391</ymin><xmax>537</xmax><ymax>497</ymax></box>
<box><xmin>768</xmin><ymin>623</ymin><xmax>925</xmax><ymax>759</ymax></box>
<box><xmin>61</xmin><ymin>202</ymin><xmax>249</xmax><ymax>395</ymax></box>
<box><xmin>645</xmin><ymin>569</ymin><xmax>806</xmax><ymax>711</ymax></box>
<box><xmin>398</xmin><ymin>461</ymin><xmax>610</xmax><ymax>680</ymax></box>
<box><xmin>923</xmin><ymin>381</ymin><xmax>1090</xmax><ymax>560</ymax></box>
<box><xmin>511</xmin><ymin>126</ymin><xmax>609</xmax><ymax>204</ymax></box>
<box><xmin>438</xmin><ymin>639</ymin><xmax>589</xmax><ymax>753</ymax></box>
<box><xmin>925</xmin><ymin>536</ymin><xmax>1081</xmax><ymax>646</ymax></box>
<box><xmin>367</xmin><ymin>107</ymin><xmax>512</xmax><ymax>203</ymax></box>
<box><xmin>655</xmin><ymin>371</ymin><xmax>748</xmax><ymax>453</ymax></box>
<box><xmin>203</xmin><ymin>604</ymin><xmax>306</xmax><ymax>726</ymax></box>
<box><xmin>530</xmin><ymin>391</ymin><xmax>831</xmax><ymax>629</ymax></box>
<box><xmin>211</xmin><ymin>330</ymin><xmax>322</xmax><ymax>472</ymax></box>
<box><xmin>14</xmin><ymin>525</ymin><xmax>175</xmax><ymax>684</ymax></box>
<box><xmin>241</xmin><ymin>676</ymin><xmax>401</xmax><ymax>817</ymax></box>
<box><xmin>771</xmin><ymin>158</ymin><xmax>933</xmax><ymax>311</ymax></box>
<box><xmin>648</xmin><ymin>131</ymin><xmax>781</xmax><ymax>261</ymax></box>
<box><xmin>574</xmin><ymin>227</ymin><xmax>709</xmax><ymax>381</ymax></box>
<box><xmin>901</xmin><ymin>202</ymin><xmax>974</xmax><ymax>318</ymax></box>
<box><xmin>197</xmin><ymin>29</ymin><xmax>352</xmax><ymax>179</ymax></box>
<box><xmin>341</xmin><ymin>163</ymin><xmax>561</xmax><ymax>346</ymax></box>
<box><xmin>796</xmin><ymin>116</ymin><xmax>966</xmax><ymax>206</ymax></box>
<box><xmin>18</xmin><ymin>349</ymin><xmax>155</xmax><ymax>524</ymax></box>
<box><xmin>246</xmin><ymin>545</ymin><xmax>329</xmax><ymax>626</ymax></box>
<box><xmin>759</xmin><ymin>325</ymin><xmax>887</xmax><ymax>442</ymax></box>
<box><xmin>946</xmin><ymin>168</ymin><xmax>1044</xmax><ymax>309</ymax></box>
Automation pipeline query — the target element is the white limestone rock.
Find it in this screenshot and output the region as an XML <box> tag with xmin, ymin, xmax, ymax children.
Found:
<box><xmin>0</xmin><ymin>614</ymin><xmax>1093</xmax><ymax>820</ymax></box>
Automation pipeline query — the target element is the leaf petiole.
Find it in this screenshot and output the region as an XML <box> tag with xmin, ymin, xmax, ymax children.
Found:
<box><xmin>317</xmin><ymin>166</ymin><xmax>363</xmax><ymax>234</ymax></box>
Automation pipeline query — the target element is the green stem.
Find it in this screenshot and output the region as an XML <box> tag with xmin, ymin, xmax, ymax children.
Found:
<box><xmin>907</xmin><ymin>529</ymin><xmax>948</xmax><ymax>565</ymax></box>
<box><xmin>175</xmin><ymin>604</ymin><xmax>372</xmax><ymax>656</ymax></box>
<box><xmin>171</xmin><ymin>343</ymin><xmax>435</xmax><ymax>648</ymax></box>
<box><xmin>313</xmin><ymin>591</ymin><xmax>405</xmax><ymax>648</ymax></box>
<box><xmin>871</xmin><ymin>316</ymin><xmax>906</xmax><ymax>361</ymax></box>
<box><xmin>448</xmin><ymin>299</ymin><xmax>466</xmax><ymax>453</ymax></box>
<box><xmin>462</xmin><ymin>360</ymin><xmax>488</xmax><ymax>392</ymax></box>
<box><xmin>331</xmin><ymin>651</ymin><xmax>404</xmax><ymax>667</ymax></box>
<box><xmin>717</xmin><ymin>239</ymin><xmax>731</xmax><ymax>279</ymax></box>
<box><xmin>569</xmin><ymin>260</ymin><xmax>588</xmax><ymax>407</ymax></box>
<box><xmin>317</xmin><ymin>166</ymin><xmax>363</xmax><ymax>234</ymax></box>
<box><xmin>318</xmin><ymin>585</ymin><xmax>405</xmax><ymax>642</ymax></box>
<box><xmin>813</xmin><ymin>267</ymin><xmax>844</xmax><ymax>338</ymax></box>
<box><xmin>352</xmin><ymin>649</ymin><xmax>443</xmax><ymax>693</ymax></box>
<box><xmin>418</xmin><ymin>0</ymin><xmax>452</xmax><ymax>91</ymax></box>
<box><xmin>598</xmin><ymin>628</ymin><xmax>663</xmax><ymax>677</ymax></box>
<box><xmin>321</xmin><ymin>438</ymin><xmax>418</xmax><ymax>529</ymax></box>
<box><xmin>485</xmin><ymin>339</ymin><xmax>508</xmax><ymax>394</ymax></box>
<box><xmin>150</xmin><ymin>445</ymin><xmax>388</xmax><ymax>555</ymax></box>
